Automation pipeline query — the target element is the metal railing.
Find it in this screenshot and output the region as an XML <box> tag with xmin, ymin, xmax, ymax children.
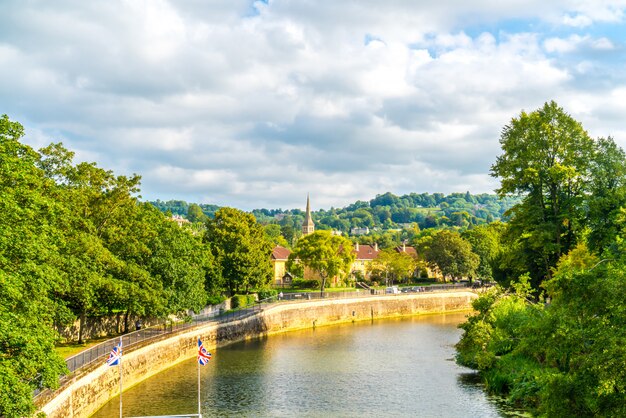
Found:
<box><xmin>279</xmin><ymin>282</ymin><xmax>470</xmax><ymax>300</ymax></box>
<box><xmin>62</xmin><ymin>302</ymin><xmax>270</xmax><ymax>375</ymax></box>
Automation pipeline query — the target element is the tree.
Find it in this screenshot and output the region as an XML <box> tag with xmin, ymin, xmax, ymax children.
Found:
<box><xmin>368</xmin><ymin>249</ymin><xmax>417</xmax><ymax>286</ymax></box>
<box><xmin>462</xmin><ymin>223</ymin><xmax>502</xmax><ymax>281</ymax></box>
<box><xmin>491</xmin><ymin>101</ymin><xmax>596</xmax><ymax>288</ymax></box>
<box><xmin>0</xmin><ymin>115</ymin><xmax>67</xmax><ymax>416</ymax></box>
<box><xmin>586</xmin><ymin>137</ymin><xmax>626</xmax><ymax>253</ymax></box>
<box><xmin>424</xmin><ymin>230</ymin><xmax>479</xmax><ymax>282</ymax></box>
<box><xmin>187</xmin><ymin>203</ymin><xmax>207</xmax><ymax>223</ymax></box>
<box><xmin>264</xmin><ymin>223</ymin><xmax>289</xmax><ymax>248</ymax></box>
<box><xmin>205</xmin><ymin>208</ymin><xmax>273</xmax><ymax>294</ymax></box>
<box><xmin>456</xmin><ymin>241</ymin><xmax>626</xmax><ymax>417</ymax></box>
<box><xmin>287</xmin><ymin>231</ymin><xmax>355</xmax><ymax>293</ymax></box>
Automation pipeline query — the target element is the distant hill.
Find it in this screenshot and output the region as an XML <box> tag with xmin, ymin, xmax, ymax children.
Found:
<box><xmin>149</xmin><ymin>191</ymin><xmax>518</xmax><ymax>234</ymax></box>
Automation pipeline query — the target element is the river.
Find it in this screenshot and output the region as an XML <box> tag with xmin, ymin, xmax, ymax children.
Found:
<box><xmin>91</xmin><ymin>313</ymin><xmax>512</xmax><ymax>418</ymax></box>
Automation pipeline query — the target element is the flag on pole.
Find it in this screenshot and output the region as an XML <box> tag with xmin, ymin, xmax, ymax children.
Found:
<box><xmin>106</xmin><ymin>342</ymin><xmax>122</xmax><ymax>366</ymax></box>
<box><xmin>198</xmin><ymin>339</ymin><xmax>212</xmax><ymax>365</ymax></box>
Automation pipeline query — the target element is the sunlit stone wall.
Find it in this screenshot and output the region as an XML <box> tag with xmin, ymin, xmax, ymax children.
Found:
<box><xmin>38</xmin><ymin>291</ymin><xmax>477</xmax><ymax>418</ymax></box>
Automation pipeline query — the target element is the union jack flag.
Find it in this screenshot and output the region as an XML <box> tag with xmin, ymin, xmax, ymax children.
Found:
<box><xmin>106</xmin><ymin>342</ymin><xmax>122</xmax><ymax>366</ymax></box>
<box><xmin>198</xmin><ymin>339</ymin><xmax>212</xmax><ymax>365</ymax></box>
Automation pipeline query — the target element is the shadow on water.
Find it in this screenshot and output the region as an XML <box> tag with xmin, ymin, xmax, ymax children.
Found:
<box><xmin>457</xmin><ymin>372</ymin><xmax>533</xmax><ymax>418</ymax></box>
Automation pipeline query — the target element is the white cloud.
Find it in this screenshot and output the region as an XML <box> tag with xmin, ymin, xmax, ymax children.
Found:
<box><xmin>562</xmin><ymin>13</ymin><xmax>593</xmax><ymax>27</ymax></box>
<box><xmin>0</xmin><ymin>0</ymin><xmax>625</xmax><ymax>209</ymax></box>
<box><xmin>544</xmin><ymin>35</ymin><xmax>615</xmax><ymax>53</ymax></box>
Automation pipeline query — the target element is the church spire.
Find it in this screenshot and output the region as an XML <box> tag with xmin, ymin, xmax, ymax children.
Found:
<box><xmin>302</xmin><ymin>194</ymin><xmax>315</xmax><ymax>236</ymax></box>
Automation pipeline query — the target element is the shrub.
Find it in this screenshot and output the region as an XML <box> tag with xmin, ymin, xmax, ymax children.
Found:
<box><xmin>292</xmin><ymin>278</ymin><xmax>320</xmax><ymax>289</ymax></box>
<box><xmin>206</xmin><ymin>295</ymin><xmax>226</xmax><ymax>306</ymax></box>
<box><xmin>257</xmin><ymin>289</ymin><xmax>278</xmax><ymax>300</ymax></box>
<box><xmin>231</xmin><ymin>294</ymin><xmax>256</xmax><ymax>309</ymax></box>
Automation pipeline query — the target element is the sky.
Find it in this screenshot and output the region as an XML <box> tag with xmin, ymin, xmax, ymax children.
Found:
<box><xmin>1</xmin><ymin>0</ymin><xmax>626</xmax><ymax>211</ymax></box>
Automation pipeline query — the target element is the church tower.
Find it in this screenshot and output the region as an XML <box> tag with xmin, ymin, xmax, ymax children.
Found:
<box><xmin>302</xmin><ymin>194</ymin><xmax>315</xmax><ymax>236</ymax></box>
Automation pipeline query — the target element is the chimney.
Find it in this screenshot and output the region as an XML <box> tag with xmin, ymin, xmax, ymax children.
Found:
<box><xmin>374</xmin><ymin>242</ymin><xmax>378</xmax><ymax>251</ymax></box>
<box><xmin>402</xmin><ymin>242</ymin><xmax>406</xmax><ymax>252</ymax></box>
<box><xmin>355</xmin><ymin>242</ymin><xmax>359</xmax><ymax>251</ymax></box>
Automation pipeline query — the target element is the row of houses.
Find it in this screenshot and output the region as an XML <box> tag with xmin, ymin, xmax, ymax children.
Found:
<box><xmin>270</xmin><ymin>195</ymin><xmax>426</xmax><ymax>286</ymax></box>
<box><xmin>270</xmin><ymin>242</ymin><xmax>420</xmax><ymax>286</ymax></box>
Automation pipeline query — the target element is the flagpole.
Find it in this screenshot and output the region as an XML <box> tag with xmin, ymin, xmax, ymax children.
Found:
<box><xmin>197</xmin><ymin>338</ymin><xmax>201</xmax><ymax>418</ymax></box>
<box><xmin>119</xmin><ymin>335</ymin><xmax>123</xmax><ymax>418</ymax></box>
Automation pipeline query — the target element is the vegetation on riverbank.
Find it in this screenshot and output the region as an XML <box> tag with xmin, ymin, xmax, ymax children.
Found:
<box><xmin>456</xmin><ymin>102</ymin><xmax>626</xmax><ymax>416</ymax></box>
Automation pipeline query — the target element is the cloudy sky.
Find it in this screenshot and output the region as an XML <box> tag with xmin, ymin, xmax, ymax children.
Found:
<box><xmin>1</xmin><ymin>1</ymin><xmax>625</xmax><ymax>210</ymax></box>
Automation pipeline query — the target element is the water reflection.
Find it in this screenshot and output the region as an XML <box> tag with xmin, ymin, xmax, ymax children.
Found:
<box><xmin>92</xmin><ymin>313</ymin><xmax>508</xmax><ymax>418</ymax></box>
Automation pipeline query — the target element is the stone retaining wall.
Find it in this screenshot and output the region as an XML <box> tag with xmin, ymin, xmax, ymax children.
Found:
<box><xmin>39</xmin><ymin>291</ymin><xmax>476</xmax><ymax>418</ymax></box>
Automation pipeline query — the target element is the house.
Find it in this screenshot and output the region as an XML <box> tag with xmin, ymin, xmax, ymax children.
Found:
<box><xmin>271</xmin><ymin>246</ymin><xmax>291</xmax><ymax>285</ymax></box>
<box><xmin>350</xmin><ymin>226</ymin><xmax>370</xmax><ymax>235</ymax></box>
<box><xmin>351</xmin><ymin>242</ymin><xmax>380</xmax><ymax>280</ymax></box>
<box><xmin>170</xmin><ymin>214</ymin><xmax>190</xmax><ymax>227</ymax></box>
<box><xmin>271</xmin><ymin>242</ymin><xmax>382</xmax><ymax>286</ymax></box>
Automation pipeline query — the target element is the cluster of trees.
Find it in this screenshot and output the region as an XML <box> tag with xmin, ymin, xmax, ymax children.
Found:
<box><xmin>456</xmin><ymin>101</ymin><xmax>626</xmax><ymax>416</ymax></box>
<box><xmin>367</xmin><ymin>248</ymin><xmax>423</xmax><ymax>286</ymax></box>
<box><xmin>0</xmin><ymin>116</ymin><xmax>276</xmax><ymax>417</ymax></box>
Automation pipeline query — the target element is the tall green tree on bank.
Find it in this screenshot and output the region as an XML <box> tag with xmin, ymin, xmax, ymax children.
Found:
<box><xmin>491</xmin><ymin>101</ymin><xmax>597</xmax><ymax>288</ymax></box>
<box><xmin>457</xmin><ymin>103</ymin><xmax>626</xmax><ymax>416</ymax></box>
<box><xmin>287</xmin><ymin>231</ymin><xmax>355</xmax><ymax>293</ymax></box>
<box><xmin>423</xmin><ymin>230</ymin><xmax>479</xmax><ymax>282</ymax></box>
<box><xmin>0</xmin><ymin>116</ymin><xmax>67</xmax><ymax>416</ymax></box>
<box><xmin>204</xmin><ymin>207</ymin><xmax>273</xmax><ymax>294</ymax></box>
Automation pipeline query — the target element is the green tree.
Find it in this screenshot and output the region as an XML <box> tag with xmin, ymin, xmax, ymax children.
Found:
<box><xmin>287</xmin><ymin>231</ymin><xmax>355</xmax><ymax>293</ymax></box>
<box><xmin>491</xmin><ymin>101</ymin><xmax>596</xmax><ymax>288</ymax></box>
<box><xmin>424</xmin><ymin>230</ymin><xmax>479</xmax><ymax>282</ymax></box>
<box><xmin>457</xmin><ymin>242</ymin><xmax>626</xmax><ymax>417</ymax></box>
<box><xmin>0</xmin><ymin>115</ymin><xmax>67</xmax><ymax>416</ymax></box>
<box><xmin>586</xmin><ymin>137</ymin><xmax>626</xmax><ymax>253</ymax></box>
<box><xmin>264</xmin><ymin>223</ymin><xmax>289</xmax><ymax>248</ymax></box>
<box><xmin>462</xmin><ymin>223</ymin><xmax>502</xmax><ymax>281</ymax></box>
<box><xmin>205</xmin><ymin>207</ymin><xmax>273</xmax><ymax>294</ymax></box>
<box><xmin>368</xmin><ymin>249</ymin><xmax>417</xmax><ymax>286</ymax></box>
<box><xmin>187</xmin><ymin>203</ymin><xmax>207</xmax><ymax>223</ymax></box>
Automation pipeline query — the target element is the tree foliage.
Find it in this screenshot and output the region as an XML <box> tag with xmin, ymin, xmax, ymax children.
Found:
<box><xmin>491</xmin><ymin>101</ymin><xmax>607</xmax><ymax>288</ymax></box>
<box><xmin>205</xmin><ymin>207</ymin><xmax>273</xmax><ymax>295</ymax></box>
<box><xmin>458</xmin><ymin>102</ymin><xmax>626</xmax><ymax>416</ymax></box>
<box><xmin>368</xmin><ymin>249</ymin><xmax>417</xmax><ymax>286</ymax></box>
<box><xmin>0</xmin><ymin>116</ymin><xmax>67</xmax><ymax>416</ymax></box>
<box><xmin>423</xmin><ymin>230</ymin><xmax>479</xmax><ymax>282</ymax></box>
<box><xmin>287</xmin><ymin>231</ymin><xmax>355</xmax><ymax>293</ymax></box>
<box><xmin>0</xmin><ymin>115</ymin><xmax>224</xmax><ymax>415</ymax></box>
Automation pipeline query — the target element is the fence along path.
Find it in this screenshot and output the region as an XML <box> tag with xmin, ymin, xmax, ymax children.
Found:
<box><xmin>39</xmin><ymin>283</ymin><xmax>471</xmax><ymax>396</ymax></box>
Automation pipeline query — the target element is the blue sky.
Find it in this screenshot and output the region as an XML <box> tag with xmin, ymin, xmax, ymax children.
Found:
<box><xmin>1</xmin><ymin>0</ymin><xmax>625</xmax><ymax>210</ymax></box>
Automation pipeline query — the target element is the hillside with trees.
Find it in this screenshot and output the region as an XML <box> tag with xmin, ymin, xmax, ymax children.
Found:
<box><xmin>151</xmin><ymin>192</ymin><xmax>518</xmax><ymax>248</ymax></box>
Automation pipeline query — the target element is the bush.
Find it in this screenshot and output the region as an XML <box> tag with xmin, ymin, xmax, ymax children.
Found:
<box><xmin>257</xmin><ymin>289</ymin><xmax>278</xmax><ymax>300</ymax></box>
<box><xmin>231</xmin><ymin>294</ymin><xmax>256</xmax><ymax>309</ymax></box>
<box><xmin>292</xmin><ymin>278</ymin><xmax>320</xmax><ymax>289</ymax></box>
<box><xmin>206</xmin><ymin>295</ymin><xmax>226</xmax><ymax>306</ymax></box>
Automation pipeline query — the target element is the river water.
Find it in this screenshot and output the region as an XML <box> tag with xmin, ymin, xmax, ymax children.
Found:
<box><xmin>92</xmin><ymin>313</ymin><xmax>511</xmax><ymax>418</ymax></box>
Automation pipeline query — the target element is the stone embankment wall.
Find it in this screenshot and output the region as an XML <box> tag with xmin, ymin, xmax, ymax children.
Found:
<box><xmin>39</xmin><ymin>291</ymin><xmax>476</xmax><ymax>418</ymax></box>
